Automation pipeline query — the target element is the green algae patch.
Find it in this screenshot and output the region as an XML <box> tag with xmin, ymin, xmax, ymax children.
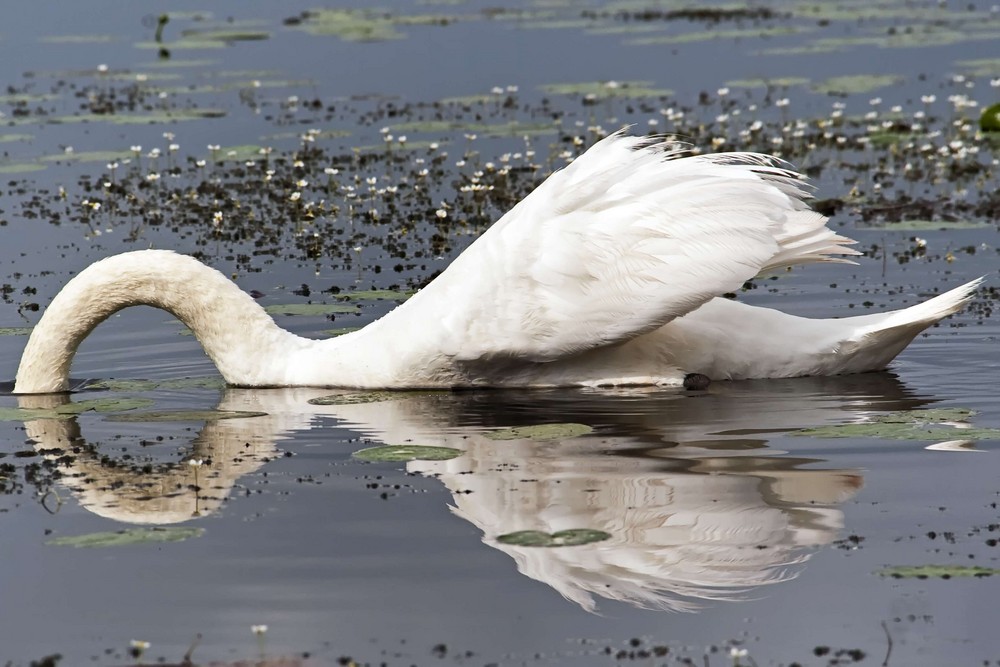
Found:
<box><xmin>264</xmin><ymin>303</ymin><xmax>359</xmax><ymax>316</ymax></box>
<box><xmin>0</xmin><ymin>163</ymin><xmax>46</xmax><ymax>174</ymax></box>
<box><xmin>47</xmin><ymin>527</ymin><xmax>204</xmax><ymax>548</ymax></box>
<box><xmin>497</xmin><ymin>529</ymin><xmax>611</xmax><ymax>547</ymax></box>
<box><xmin>40</xmin><ymin>150</ymin><xmax>135</xmax><ymax>164</ymax></box>
<box><xmin>484</xmin><ymin>423</ymin><xmax>593</xmax><ymax>441</ymax></box>
<box><xmin>879</xmin><ymin>565</ymin><xmax>1000</xmax><ymax>579</ymax></box>
<box><xmin>353</xmin><ymin>445</ymin><xmax>462</xmax><ymax>462</ymax></box>
<box><xmin>0</xmin><ymin>327</ymin><xmax>32</xmax><ymax>336</ymax></box>
<box><xmin>104</xmin><ymin>410</ymin><xmax>267</xmax><ymax>422</ymax></box>
<box><xmin>0</xmin><ymin>398</ymin><xmax>154</xmax><ymax>421</ymax></box>
<box><xmin>792</xmin><ymin>408</ymin><xmax>1000</xmax><ymax>441</ymax></box>
<box><xmin>861</xmin><ymin>219</ymin><xmax>991</xmax><ymax>231</ymax></box>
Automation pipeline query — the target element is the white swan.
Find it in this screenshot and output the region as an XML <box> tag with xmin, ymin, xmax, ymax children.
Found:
<box><xmin>13</xmin><ymin>132</ymin><xmax>981</xmax><ymax>393</ymax></box>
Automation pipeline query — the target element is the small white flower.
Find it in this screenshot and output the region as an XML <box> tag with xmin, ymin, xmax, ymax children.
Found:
<box><xmin>717</xmin><ymin>87</ymin><xmax>730</xmax><ymax>97</ymax></box>
<box><xmin>130</xmin><ymin>640</ymin><xmax>150</xmax><ymax>650</ymax></box>
<box><xmin>188</xmin><ymin>459</ymin><xmax>204</xmax><ymax>467</ymax></box>
<box><xmin>251</xmin><ymin>625</ymin><xmax>268</xmax><ymax>635</ymax></box>
<box><xmin>145</xmin><ymin>172</ymin><xmax>160</xmax><ymax>182</ymax></box>
<box><xmin>97</xmin><ymin>64</ymin><xmax>109</xmax><ymax>73</ymax></box>
<box><xmin>435</xmin><ymin>208</ymin><xmax>447</xmax><ymax>219</ymax></box>
<box><xmin>289</xmin><ymin>192</ymin><xmax>301</xmax><ymax>202</ymax></box>
<box><xmin>324</xmin><ymin>167</ymin><xmax>339</xmax><ymax>175</ymax></box>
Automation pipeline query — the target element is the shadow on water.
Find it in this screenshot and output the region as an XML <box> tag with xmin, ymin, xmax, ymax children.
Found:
<box><xmin>19</xmin><ymin>372</ymin><xmax>931</xmax><ymax>613</ymax></box>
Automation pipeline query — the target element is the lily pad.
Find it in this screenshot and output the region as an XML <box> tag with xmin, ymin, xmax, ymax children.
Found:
<box><xmin>264</xmin><ymin>303</ymin><xmax>359</xmax><ymax>316</ymax></box>
<box><xmin>484</xmin><ymin>423</ymin><xmax>593</xmax><ymax>441</ymax></box>
<box><xmin>981</xmin><ymin>103</ymin><xmax>1000</xmax><ymax>133</ymax></box>
<box><xmin>0</xmin><ymin>327</ymin><xmax>32</xmax><ymax>336</ymax></box>
<box><xmin>40</xmin><ymin>150</ymin><xmax>134</xmax><ymax>164</ymax></box>
<box><xmin>309</xmin><ymin>391</ymin><xmax>402</xmax><ymax>405</ymax></box>
<box><xmin>861</xmin><ymin>220</ymin><xmax>990</xmax><ymax>231</ymax></box>
<box><xmin>725</xmin><ymin>77</ymin><xmax>810</xmax><ymax>89</ymax></box>
<box><xmin>792</xmin><ymin>407</ymin><xmax>1000</xmax><ymax>441</ymax></box>
<box><xmin>342</xmin><ymin>289</ymin><xmax>413</xmax><ymax>301</ymax></box>
<box><xmin>353</xmin><ymin>445</ymin><xmax>462</xmax><ymax>462</ymax></box>
<box><xmin>83</xmin><ymin>376</ymin><xmax>225</xmax><ymax>392</ymax></box>
<box><xmin>104</xmin><ymin>409</ymin><xmax>267</xmax><ymax>422</ymax></box>
<box><xmin>539</xmin><ymin>80</ymin><xmax>672</xmax><ymax>99</ymax></box>
<box><xmin>812</xmin><ymin>74</ymin><xmax>904</xmax><ymax>95</ymax></box>
<box><xmin>0</xmin><ymin>398</ymin><xmax>154</xmax><ymax>421</ymax></box>
<box><xmin>0</xmin><ymin>163</ymin><xmax>46</xmax><ymax>174</ymax></box>
<box><xmin>324</xmin><ymin>326</ymin><xmax>361</xmax><ymax>337</ymax></box>
<box><xmin>41</xmin><ymin>109</ymin><xmax>226</xmax><ymax>126</ymax></box>
<box><xmin>47</xmin><ymin>527</ymin><xmax>204</xmax><ymax>548</ymax></box>
<box><xmin>496</xmin><ymin>529</ymin><xmax>611</xmax><ymax>547</ymax></box>
<box><xmin>879</xmin><ymin>565</ymin><xmax>1000</xmax><ymax>579</ymax></box>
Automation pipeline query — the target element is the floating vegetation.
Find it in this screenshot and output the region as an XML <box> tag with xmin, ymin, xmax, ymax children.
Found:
<box><xmin>46</xmin><ymin>527</ymin><xmax>205</xmax><ymax>548</ymax></box>
<box><xmin>352</xmin><ymin>445</ymin><xmax>462</xmax><ymax>462</ymax></box>
<box><xmin>287</xmin><ymin>8</ymin><xmax>459</xmax><ymax>42</ymax></box>
<box><xmin>860</xmin><ymin>220</ymin><xmax>991</xmax><ymax>231</ymax></box>
<box><xmin>324</xmin><ymin>327</ymin><xmax>361</xmax><ymax>337</ymax></box>
<box><xmin>42</xmin><ymin>109</ymin><xmax>226</xmax><ymax>125</ymax></box>
<box><xmin>539</xmin><ymin>80</ymin><xmax>672</xmax><ymax>98</ymax></box>
<box><xmin>724</xmin><ymin>76</ymin><xmax>810</xmax><ymax>89</ymax></box>
<box><xmin>0</xmin><ymin>327</ymin><xmax>32</xmax><ymax>336</ymax></box>
<box><xmin>879</xmin><ymin>565</ymin><xmax>1000</xmax><ymax>579</ymax></box>
<box><xmin>812</xmin><ymin>74</ymin><xmax>904</xmax><ymax>95</ymax></box>
<box><xmin>264</xmin><ymin>303</ymin><xmax>359</xmax><ymax>316</ymax></box>
<box><xmin>104</xmin><ymin>409</ymin><xmax>267</xmax><ymax>422</ymax></box>
<box><xmin>496</xmin><ymin>529</ymin><xmax>611</xmax><ymax>547</ymax></box>
<box><xmin>0</xmin><ymin>398</ymin><xmax>154</xmax><ymax>421</ymax></box>
<box><xmin>627</xmin><ymin>25</ymin><xmax>807</xmax><ymax>46</ymax></box>
<box><xmin>483</xmin><ymin>423</ymin><xmax>594</xmax><ymax>441</ymax></box>
<box><xmin>0</xmin><ymin>163</ymin><xmax>46</xmax><ymax>174</ymax></box>
<box><xmin>341</xmin><ymin>289</ymin><xmax>413</xmax><ymax>301</ymax></box>
<box><xmin>981</xmin><ymin>103</ymin><xmax>1000</xmax><ymax>132</ymax></box>
<box><xmin>83</xmin><ymin>377</ymin><xmax>225</xmax><ymax>392</ymax></box>
<box><xmin>792</xmin><ymin>408</ymin><xmax>1000</xmax><ymax>441</ymax></box>
<box><xmin>40</xmin><ymin>149</ymin><xmax>135</xmax><ymax>164</ymax></box>
<box><xmin>308</xmin><ymin>391</ymin><xmax>402</xmax><ymax>405</ymax></box>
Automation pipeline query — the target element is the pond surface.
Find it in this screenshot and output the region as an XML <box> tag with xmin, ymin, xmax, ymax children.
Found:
<box><xmin>0</xmin><ymin>1</ymin><xmax>999</xmax><ymax>665</ymax></box>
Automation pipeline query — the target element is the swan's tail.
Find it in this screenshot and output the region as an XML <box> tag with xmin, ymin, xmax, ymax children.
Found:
<box><xmin>833</xmin><ymin>276</ymin><xmax>984</xmax><ymax>373</ymax></box>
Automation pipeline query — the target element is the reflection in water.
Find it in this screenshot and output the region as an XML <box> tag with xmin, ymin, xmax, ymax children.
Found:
<box><xmin>20</xmin><ymin>374</ymin><xmax>931</xmax><ymax>611</ymax></box>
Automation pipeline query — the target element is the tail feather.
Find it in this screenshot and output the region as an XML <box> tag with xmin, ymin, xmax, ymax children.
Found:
<box><xmin>835</xmin><ymin>277</ymin><xmax>984</xmax><ymax>372</ymax></box>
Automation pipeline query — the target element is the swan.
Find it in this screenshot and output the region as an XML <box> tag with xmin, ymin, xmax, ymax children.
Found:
<box><xmin>13</xmin><ymin>131</ymin><xmax>981</xmax><ymax>393</ymax></box>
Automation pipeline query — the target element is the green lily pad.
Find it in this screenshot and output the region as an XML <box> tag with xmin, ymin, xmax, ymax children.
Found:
<box><xmin>0</xmin><ymin>163</ymin><xmax>46</xmax><ymax>174</ymax></box>
<box><xmin>879</xmin><ymin>565</ymin><xmax>1000</xmax><ymax>579</ymax></box>
<box><xmin>812</xmin><ymin>74</ymin><xmax>904</xmax><ymax>95</ymax></box>
<box><xmin>539</xmin><ymin>80</ymin><xmax>672</xmax><ymax>99</ymax></box>
<box><xmin>496</xmin><ymin>529</ymin><xmax>611</xmax><ymax>547</ymax></box>
<box><xmin>324</xmin><ymin>326</ymin><xmax>361</xmax><ymax>337</ymax></box>
<box><xmin>0</xmin><ymin>133</ymin><xmax>33</xmax><ymax>143</ymax></box>
<box><xmin>484</xmin><ymin>423</ymin><xmax>593</xmax><ymax>441</ymax></box>
<box><xmin>40</xmin><ymin>150</ymin><xmax>134</xmax><ymax>164</ymax></box>
<box><xmin>353</xmin><ymin>445</ymin><xmax>462</xmax><ymax>462</ymax></box>
<box><xmin>47</xmin><ymin>527</ymin><xmax>204</xmax><ymax>548</ymax></box>
<box><xmin>40</xmin><ymin>34</ymin><xmax>118</xmax><ymax>44</ymax></box>
<box><xmin>725</xmin><ymin>76</ymin><xmax>810</xmax><ymax>89</ymax></box>
<box><xmin>628</xmin><ymin>25</ymin><xmax>807</xmax><ymax>46</ymax></box>
<box><xmin>104</xmin><ymin>410</ymin><xmax>267</xmax><ymax>422</ymax></box>
<box><xmin>981</xmin><ymin>103</ymin><xmax>1000</xmax><ymax>133</ymax></box>
<box><xmin>792</xmin><ymin>407</ymin><xmax>1000</xmax><ymax>441</ymax></box>
<box><xmin>861</xmin><ymin>220</ymin><xmax>991</xmax><ymax>231</ymax></box>
<box><xmin>309</xmin><ymin>391</ymin><xmax>402</xmax><ymax>405</ymax></box>
<box><xmin>42</xmin><ymin>109</ymin><xmax>226</xmax><ymax>125</ymax></box>
<box><xmin>264</xmin><ymin>303</ymin><xmax>359</xmax><ymax>316</ymax></box>
<box><xmin>292</xmin><ymin>9</ymin><xmax>459</xmax><ymax>43</ymax></box>
<box><xmin>0</xmin><ymin>327</ymin><xmax>32</xmax><ymax>336</ymax></box>
<box><xmin>83</xmin><ymin>376</ymin><xmax>225</xmax><ymax>392</ymax></box>
<box><xmin>0</xmin><ymin>398</ymin><xmax>155</xmax><ymax>421</ymax></box>
<box><xmin>342</xmin><ymin>289</ymin><xmax>413</xmax><ymax>301</ymax></box>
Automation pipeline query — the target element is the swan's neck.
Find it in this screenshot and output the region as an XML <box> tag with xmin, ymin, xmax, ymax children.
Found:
<box><xmin>15</xmin><ymin>250</ymin><xmax>306</xmax><ymax>393</ymax></box>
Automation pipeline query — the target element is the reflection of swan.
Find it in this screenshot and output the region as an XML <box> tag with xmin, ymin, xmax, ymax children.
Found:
<box><xmin>14</xmin><ymin>133</ymin><xmax>979</xmax><ymax>392</ymax></box>
<box><xmin>21</xmin><ymin>376</ymin><xmax>929</xmax><ymax>610</ymax></box>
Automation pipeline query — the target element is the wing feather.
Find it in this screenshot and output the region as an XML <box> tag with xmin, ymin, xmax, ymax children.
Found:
<box><xmin>381</xmin><ymin>131</ymin><xmax>857</xmax><ymax>363</ymax></box>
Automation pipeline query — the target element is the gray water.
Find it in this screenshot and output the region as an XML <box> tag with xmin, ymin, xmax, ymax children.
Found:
<box><xmin>0</xmin><ymin>2</ymin><xmax>999</xmax><ymax>665</ymax></box>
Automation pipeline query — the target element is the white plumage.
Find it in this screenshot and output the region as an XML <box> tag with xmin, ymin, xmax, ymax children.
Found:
<box><xmin>13</xmin><ymin>131</ymin><xmax>981</xmax><ymax>393</ymax></box>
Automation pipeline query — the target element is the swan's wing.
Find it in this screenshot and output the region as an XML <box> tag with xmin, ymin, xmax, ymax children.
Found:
<box><xmin>392</xmin><ymin>131</ymin><xmax>858</xmax><ymax>362</ymax></box>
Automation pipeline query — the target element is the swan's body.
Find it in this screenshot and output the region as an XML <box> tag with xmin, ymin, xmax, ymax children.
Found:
<box><xmin>14</xmin><ymin>133</ymin><xmax>980</xmax><ymax>393</ymax></box>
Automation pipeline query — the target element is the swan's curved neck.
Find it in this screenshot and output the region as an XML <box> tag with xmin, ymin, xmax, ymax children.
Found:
<box><xmin>15</xmin><ymin>250</ymin><xmax>304</xmax><ymax>393</ymax></box>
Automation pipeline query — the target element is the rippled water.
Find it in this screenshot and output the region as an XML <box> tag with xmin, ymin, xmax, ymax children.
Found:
<box><xmin>0</xmin><ymin>2</ymin><xmax>998</xmax><ymax>665</ymax></box>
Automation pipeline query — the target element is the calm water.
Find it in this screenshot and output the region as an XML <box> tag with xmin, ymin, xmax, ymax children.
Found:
<box><xmin>0</xmin><ymin>2</ymin><xmax>998</xmax><ymax>665</ymax></box>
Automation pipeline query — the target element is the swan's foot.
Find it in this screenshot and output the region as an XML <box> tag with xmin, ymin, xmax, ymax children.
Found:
<box><xmin>683</xmin><ymin>373</ymin><xmax>711</xmax><ymax>391</ymax></box>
